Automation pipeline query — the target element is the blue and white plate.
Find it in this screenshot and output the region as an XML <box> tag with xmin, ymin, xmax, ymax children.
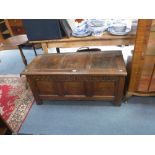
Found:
<box><xmin>72</xmin><ymin>31</ymin><xmax>91</xmax><ymax>37</ymax></box>
<box><xmin>108</xmin><ymin>27</ymin><xmax>131</xmax><ymax>35</ymax></box>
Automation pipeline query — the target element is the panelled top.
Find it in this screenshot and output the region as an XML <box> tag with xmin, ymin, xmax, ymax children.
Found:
<box><xmin>21</xmin><ymin>51</ymin><xmax>127</xmax><ymax>76</ymax></box>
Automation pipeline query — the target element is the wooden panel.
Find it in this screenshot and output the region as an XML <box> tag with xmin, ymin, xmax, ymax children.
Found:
<box><xmin>146</xmin><ymin>32</ymin><xmax>155</xmax><ymax>55</ymax></box>
<box><xmin>90</xmin><ymin>53</ymin><xmax>116</xmax><ymax>69</ymax></box>
<box><xmin>64</xmin><ymin>81</ymin><xmax>85</xmax><ymax>95</ymax></box>
<box><xmin>151</xmin><ymin>19</ymin><xmax>155</xmax><ymax>31</ymax></box>
<box><xmin>137</xmin><ymin>56</ymin><xmax>155</xmax><ymax>92</ymax></box>
<box><xmin>149</xmin><ymin>64</ymin><xmax>155</xmax><ymax>91</ymax></box>
<box><xmin>36</xmin><ymin>81</ymin><xmax>57</xmax><ymax>95</ymax></box>
<box><xmin>41</xmin><ymin>43</ymin><xmax>48</xmax><ymax>54</ymax></box>
<box><xmin>27</xmin><ymin>54</ymin><xmax>64</xmax><ymax>70</ymax></box>
<box><xmin>39</xmin><ymin>95</ymin><xmax>114</xmax><ymax>101</ymax></box>
<box><xmin>135</xmin><ymin>20</ymin><xmax>155</xmax><ymax>93</ymax></box>
<box><xmin>93</xmin><ymin>81</ymin><xmax>115</xmax><ymax>96</ymax></box>
<box><xmin>61</xmin><ymin>53</ymin><xmax>89</xmax><ymax>70</ymax></box>
<box><xmin>47</xmin><ymin>39</ymin><xmax>135</xmax><ymax>48</ymax></box>
<box><xmin>128</xmin><ymin>19</ymin><xmax>152</xmax><ymax>93</ymax></box>
<box><xmin>114</xmin><ymin>77</ymin><xmax>125</xmax><ymax>105</ymax></box>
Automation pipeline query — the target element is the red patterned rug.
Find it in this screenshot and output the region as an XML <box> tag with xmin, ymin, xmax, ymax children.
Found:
<box><xmin>0</xmin><ymin>75</ymin><xmax>34</xmax><ymax>133</ymax></box>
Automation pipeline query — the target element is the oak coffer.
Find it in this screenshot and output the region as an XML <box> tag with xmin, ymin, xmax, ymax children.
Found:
<box><xmin>21</xmin><ymin>51</ymin><xmax>127</xmax><ymax>106</ymax></box>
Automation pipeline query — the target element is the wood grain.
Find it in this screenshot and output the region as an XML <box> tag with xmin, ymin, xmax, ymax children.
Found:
<box><xmin>22</xmin><ymin>51</ymin><xmax>127</xmax><ymax>106</ymax></box>
<box><xmin>127</xmin><ymin>19</ymin><xmax>155</xmax><ymax>96</ymax></box>
<box><xmin>128</xmin><ymin>19</ymin><xmax>152</xmax><ymax>93</ymax></box>
<box><xmin>29</xmin><ymin>25</ymin><xmax>137</xmax><ymax>53</ymax></box>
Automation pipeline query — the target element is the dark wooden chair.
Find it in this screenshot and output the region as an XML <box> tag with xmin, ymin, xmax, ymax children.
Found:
<box><xmin>0</xmin><ymin>34</ymin><xmax>38</xmax><ymax>66</ymax></box>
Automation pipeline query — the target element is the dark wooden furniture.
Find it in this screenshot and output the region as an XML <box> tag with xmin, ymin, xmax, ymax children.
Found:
<box><xmin>21</xmin><ymin>51</ymin><xmax>127</xmax><ymax>106</ymax></box>
<box><xmin>127</xmin><ymin>19</ymin><xmax>155</xmax><ymax>97</ymax></box>
<box><xmin>29</xmin><ymin>24</ymin><xmax>137</xmax><ymax>54</ymax></box>
<box><xmin>4</xmin><ymin>19</ymin><xmax>26</xmax><ymax>36</ymax></box>
<box><xmin>0</xmin><ymin>19</ymin><xmax>11</xmax><ymax>40</ymax></box>
<box><xmin>1</xmin><ymin>34</ymin><xmax>37</xmax><ymax>66</ymax></box>
<box><xmin>0</xmin><ymin>30</ymin><xmax>3</xmax><ymax>42</ymax></box>
<box><xmin>0</xmin><ymin>115</ymin><xmax>12</xmax><ymax>135</ymax></box>
<box><xmin>0</xmin><ymin>19</ymin><xmax>25</xmax><ymax>41</ymax></box>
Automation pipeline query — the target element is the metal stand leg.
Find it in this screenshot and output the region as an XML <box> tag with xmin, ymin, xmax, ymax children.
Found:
<box><xmin>32</xmin><ymin>44</ymin><xmax>37</xmax><ymax>56</ymax></box>
<box><xmin>56</xmin><ymin>48</ymin><xmax>60</xmax><ymax>53</ymax></box>
<box><xmin>18</xmin><ymin>45</ymin><xmax>27</xmax><ymax>66</ymax></box>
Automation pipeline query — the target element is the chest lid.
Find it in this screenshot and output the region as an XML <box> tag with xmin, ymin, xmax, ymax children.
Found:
<box><xmin>21</xmin><ymin>51</ymin><xmax>127</xmax><ymax>76</ymax></box>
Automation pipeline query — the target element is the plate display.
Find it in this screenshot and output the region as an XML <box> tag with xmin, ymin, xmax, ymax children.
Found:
<box><xmin>72</xmin><ymin>31</ymin><xmax>91</xmax><ymax>37</ymax></box>
<box><xmin>108</xmin><ymin>27</ymin><xmax>131</xmax><ymax>36</ymax></box>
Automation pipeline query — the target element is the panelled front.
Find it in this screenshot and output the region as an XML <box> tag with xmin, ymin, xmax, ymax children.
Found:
<box><xmin>63</xmin><ymin>82</ymin><xmax>85</xmax><ymax>96</ymax></box>
<box><xmin>28</xmin><ymin>75</ymin><xmax>119</xmax><ymax>100</ymax></box>
<box><xmin>36</xmin><ymin>80</ymin><xmax>58</xmax><ymax>95</ymax></box>
<box><xmin>93</xmin><ymin>81</ymin><xmax>115</xmax><ymax>96</ymax></box>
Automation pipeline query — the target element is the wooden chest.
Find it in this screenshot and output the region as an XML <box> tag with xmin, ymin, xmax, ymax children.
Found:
<box><xmin>21</xmin><ymin>51</ymin><xmax>127</xmax><ymax>106</ymax></box>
